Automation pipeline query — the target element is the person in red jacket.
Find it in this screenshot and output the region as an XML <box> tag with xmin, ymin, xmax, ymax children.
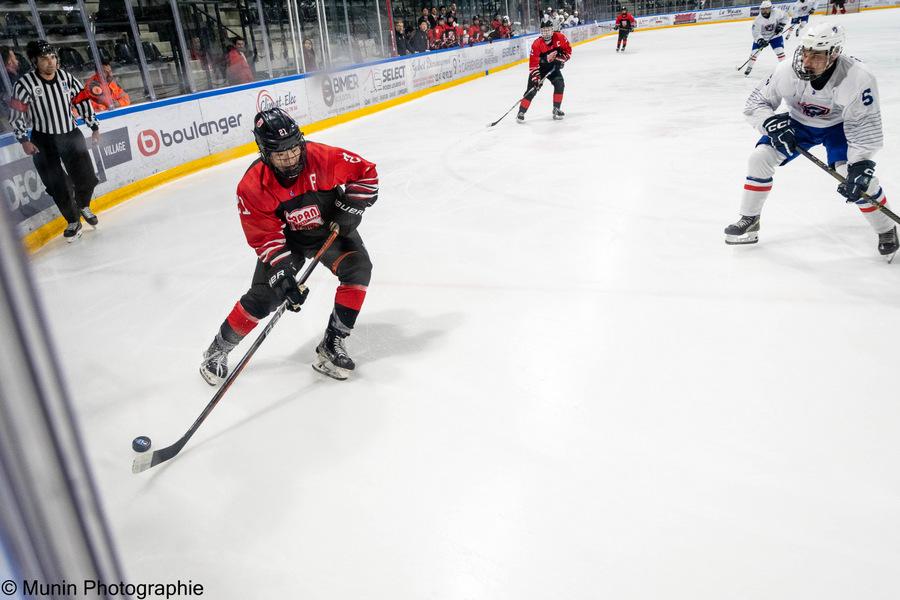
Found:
<box><xmin>517</xmin><ymin>18</ymin><xmax>571</xmax><ymax>122</ymax></box>
<box><xmin>614</xmin><ymin>8</ymin><xmax>636</xmax><ymax>52</ymax></box>
<box><xmin>225</xmin><ymin>37</ymin><xmax>254</xmax><ymax>84</ymax></box>
<box><xmin>429</xmin><ymin>19</ymin><xmax>446</xmax><ymax>49</ymax></box>
<box><xmin>84</xmin><ymin>59</ymin><xmax>131</xmax><ymax>112</ymax></box>
<box><xmin>468</xmin><ymin>18</ymin><xmax>484</xmax><ymax>42</ymax></box>
<box><xmin>199</xmin><ymin>108</ymin><xmax>378</xmax><ymax>382</ymax></box>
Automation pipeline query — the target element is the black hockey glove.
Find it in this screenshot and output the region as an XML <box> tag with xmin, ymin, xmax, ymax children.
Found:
<box><xmin>774</xmin><ymin>23</ymin><xmax>784</xmax><ymax>35</ymax></box>
<box><xmin>331</xmin><ymin>189</ymin><xmax>365</xmax><ymax>236</ymax></box>
<box><xmin>529</xmin><ymin>68</ymin><xmax>542</xmax><ymax>88</ymax></box>
<box><xmin>267</xmin><ymin>256</ymin><xmax>308</xmax><ymax>312</ymax></box>
<box><xmin>756</xmin><ymin>37</ymin><xmax>769</xmax><ymax>48</ymax></box>
<box><xmin>763</xmin><ymin>113</ymin><xmax>796</xmax><ymax>157</ymax></box>
<box><xmin>837</xmin><ymin>160</ymin><xmax>876</xmax><ymax>203</ymax></box>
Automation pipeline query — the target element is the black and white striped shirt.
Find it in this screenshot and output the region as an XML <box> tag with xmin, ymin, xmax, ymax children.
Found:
<box><xmin>9</xmin><ymin>68</ymin><xmax>98</xmax><ymax>142</ymax></box>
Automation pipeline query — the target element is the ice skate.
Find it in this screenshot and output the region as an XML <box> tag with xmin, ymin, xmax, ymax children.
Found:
<box><xmin>63</xmin><ymin>221</ymin><xmax>82</xmax><ymax>242</ymax></box>
<box><xmin>200</xmin><ymin>333</ymin><xmax>235</xmax><ymax>386</ymax></box>
<box><xmin>724</xmin><ymin>215</ymin><xmax>760</xmax><ymax>245</ymax></box>
<box><xmin>878</xmin><ymin>226</ymin><xmax>898</xmax><ymax>262</ymax></box>
<box><xmin>744</xmin><ymin>65</ymin><xmax>753</xmax><ymax>77</ymax></box>
<box><xmin>312</xmin><ymin>327</ymin><xmax>355</xmax><ymax>381</ymax></box>
<box><xmin>516</xmin><ymin>111</ymin><xmax>526</xmax><ymax>123</ymax></box>
<box><xmin>553</xmin><ymin>107</ymin><xmax>565</xmax><ymax>120</ymax></box>
<box><xmin>81</xmin><ymin>207</ymin><xmax>99</xmax><ymax>228</ymax></box>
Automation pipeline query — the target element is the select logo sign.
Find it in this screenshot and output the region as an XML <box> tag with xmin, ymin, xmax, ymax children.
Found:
<box><xmin>137</xmin><ymin>114</ymin><xmax>245</xmax><ymax>156</ymax></box>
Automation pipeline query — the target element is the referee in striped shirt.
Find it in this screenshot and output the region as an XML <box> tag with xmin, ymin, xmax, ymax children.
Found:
<box><xmin>9</xmin><ymin>40</ymin><xmax>101</xmax><ymax>241</ymax></box>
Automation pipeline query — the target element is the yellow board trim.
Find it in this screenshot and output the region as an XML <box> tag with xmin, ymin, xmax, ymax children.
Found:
<box><xmin>23</xmin><ymin>2</ymin><xmax>900</xmax><ymax>253</ymax></box>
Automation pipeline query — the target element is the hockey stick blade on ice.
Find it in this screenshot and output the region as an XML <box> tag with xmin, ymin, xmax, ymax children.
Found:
<box><xmin>488</xmin><ymin>73</ymin><xmax>549</xmax><ymax>127</ymax></box>
<box><xmin>132</xmin><ymin>227</ymin><xmax>340</xmax><ymax>474</ymax></box>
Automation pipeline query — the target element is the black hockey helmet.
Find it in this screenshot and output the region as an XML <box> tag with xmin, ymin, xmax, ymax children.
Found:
<box><xmin>540</xmin><ymin>17</ymin><xmax>554</xmax><ymax>41</ymax></box>
<box><xmin>253</xmin><ymin>107</ymin><xmax>306</xmax><ymax>181</ymax></box>
<box><xmin>26</xmin><ymin>40</ymin><xmax>57</xmax><ymax>61</ymax></box>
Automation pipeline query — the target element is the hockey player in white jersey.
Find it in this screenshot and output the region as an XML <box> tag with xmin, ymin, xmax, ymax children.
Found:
<box><xmin>725</xmin><ymin>23</ymin><xmax>898</xmax><ymax>258</ymax></box>
<box><xmin>744</xmin><ymin>0</ymin><xmax>790</xmax><ymax>76</ymax></box>
<box><xmin>790</xmin><ymin>0</ymin><xmax>815</xmax><ymax>38</ymax></box>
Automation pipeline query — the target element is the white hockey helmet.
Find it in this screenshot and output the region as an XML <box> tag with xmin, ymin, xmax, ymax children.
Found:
<box><xmin>793</xmin><ymin>22</ymin><xmax>845</xmax><ymax>80</ymax></box>
<box><xmin>759</xmin><ymin>0</ymin><xmax>773</xmax><ymax>9</ymax></box>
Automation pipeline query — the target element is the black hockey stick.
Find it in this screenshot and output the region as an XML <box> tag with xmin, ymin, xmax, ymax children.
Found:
<box><xmin>132</xmin><ymin>227</ymin><xmax>340</xmax><ymax>474</ymax></box>
<box><xmin>488</xmin><ymin>72</ymin><xmax>550</xmax><ymax>127</ymax></box>
<box><xmin>797</xmin><ymin>147</ymin><xmax>900</xmax><ymax>225</ymax></box>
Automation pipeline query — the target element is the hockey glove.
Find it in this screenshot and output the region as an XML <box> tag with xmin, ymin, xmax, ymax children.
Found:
<box><xmin>540</xmin><ymin>50</ymin><xmax>558</xmax><ymax>65</ymax></box>
<box><xmin>756</xmin><ymin>37</ymin><xmax>769</xmax><ymax>48</ymax></box>
<box><xmin>791</xmin><ymin>17</ymin><xmax>799</xmax><ymax>24</ymax></box>
<box><xmin>837</xmin><ymin>160</ymin><xmax>876</xmax><ymax>203</ymax></box>
<box><xmin>529</xmin><ymin>68</ymin><xmax>542</xmax><ymax>88</ymax></box>
<box><xmin>763</xmin><ymin>113</ymin><xmax>796</xmax><ymax>157</ymax></box>
<box><xmin>268</xmin><ymin>256</ymin><xmax>308</xmax><ymax>312</ymax></box>
<box><xmin>774</xmin><ymin>24</ymin><xmax>784</xmax><ymax>35</ymax></box>
<box><xmin>331</xmin><ymin>189</ymin><xmax>365</xmax><ymax>236</ymax></box>
<box><xmin>555</xmin><ymin>53</ymin><xmax>569</xmax><ymax>68</ymax></box>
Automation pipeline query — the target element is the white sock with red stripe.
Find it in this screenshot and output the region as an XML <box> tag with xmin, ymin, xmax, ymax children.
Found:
<box><xmin>740</xmin><ymin>144</ymin><xmax>780</xmax><ymax>216</ymax></box>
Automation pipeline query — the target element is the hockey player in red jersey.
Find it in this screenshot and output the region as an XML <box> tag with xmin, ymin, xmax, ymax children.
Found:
<box><xmin>517</xmin><ymin>18</ymin><xmax>572</xmax><ymax>122</ymax></box>
<box><xmin>614</xmin><ymin>8</ymin><xmax>636</xmax><ymax>52</ymax></box>
<box><xmin>200</xmin><ymin>108</ymin><xmax>378</xmax><ymax>382</ymax></box>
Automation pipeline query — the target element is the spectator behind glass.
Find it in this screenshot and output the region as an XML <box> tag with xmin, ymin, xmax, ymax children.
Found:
<box><xmin>394</xmin><ymin>20</ymin><xmax>410</xmax><ymax>55</ymax></box>
<box><xmin>302</xmin><ymin>38</ymin><xmax>318</xmax><ymax>72</ymax></box>
<box><xmin>1</xmin><ymin>46</ymin><xmax>20</xmax><ymax>132</ymax></box>
<box><xmin>225</xmin><ymin>36</ymin><xmax>253</xmax><ymax>85</ymax></box>
<box><xmin>418</xmin><ymin>7</ymin><xmax>431</xmax><ymax>26</ymax></box>
<box><xmin>469</xmin><ymin>18</ymin><xmax>484</xmax><ymax>42</ymax></box>
<box><xmin>429</xmin><ymin>17</ymin><xmax>446</xmax><ymax>49</ymax></box>
<box><xmin>429</xmin><ymin>6</ymin><xmax>439</xmax><ymax>27</ymax></box>
<box><xmin>441</xmin><ymin>16</ymin><xmax>460</xmax><ymax>47</ymax></box>
<box><xmin>84</xmin><ymin>59</ymin><xmax>131</xmax><ymax>112</ymax></box>
<box><xmin>409</xmin><ymin>20</ymin><xmax>430</xmax><ymax>53</ymax></box>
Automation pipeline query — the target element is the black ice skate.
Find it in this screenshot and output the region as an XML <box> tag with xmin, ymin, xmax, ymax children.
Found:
<box><xmin>724</xmin><ymin>215</ymin><xmax>760</xmax><ymax>245</ymax></box>
<box><xmin>516</xmin><ymin>111</ymin><xmax>526</xmax><ymax>123</ymax></box>
<box><xmin>81</xmin><ymin>207</ymin><xmax>99</xmax><ymax>228</ymax></box>
<box><xmin>312</xmin><ymin>327</ymin><xmax>355</xmax><ymax>381</ymax></box>
<box><xmin>744</xmin><ymin>65</ymin><xmax>753</xmax><ymax>77</ymax></box>
<box><xmin>200</xmin><ymin>333</ymin><xmax>236</xmax><ymax>386</ymax></box>
<box><xmin>63</xmin><ymin>221</ymin><xmax>82</xmax><ymax>242</ymax></box>
<box><xmin>878</xmin><ymin>226</ymin><xmax>898</xmax><ymax>262</ymax></box>
<box><xmin>553</xmin><ymin>107</ymin><xmax>565</xmax><ymax>120</ymax></box>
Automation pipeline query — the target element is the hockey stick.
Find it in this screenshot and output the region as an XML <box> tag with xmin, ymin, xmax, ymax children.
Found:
<box><xmin>488</xmin><ymin>72</ymin><xmax>550</xmax><ymax>127</ymax></box>
<box><xmin>797</xmin><ymin>147</ymin><xmax>900</xmax><ymax>225</ymax></box>
<box><xmin>132</xmin><ymin>227</ymin><xmax>340</xmax><ymax>474</ymax></box>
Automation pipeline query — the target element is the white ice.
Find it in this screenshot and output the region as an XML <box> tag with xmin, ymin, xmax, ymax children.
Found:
<box><xmin>31</xmin><ymin>11</ymin><xmax>900</xmax><ymax>600</ymax></box>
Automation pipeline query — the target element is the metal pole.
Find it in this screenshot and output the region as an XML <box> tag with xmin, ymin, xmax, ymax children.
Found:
<box><xmin>384</xmin><ymin>0</ymin><xmax>396</xmax><ymax>55</ymax></box>
<box><xmin>286</xmin><ymin>0</ymin><xmax>301</xmax><ymax>73</ymax></box>
<box><xmin>374</xmin><ymin>0</ymin><xmax>385</xmax><ymax>56</ymax></box>
<box><xmin>76</xmin><ymin>0</ymin><xmax>109</xmax><ymax>93</ymax></box>
<box><xmin>168</xmin><ymin>0</ymin><xmax>196</xmax><ymax>92</ymax></box>
<box><xmin>124</xmin><ymin>0</ymin><xmax>157</xmax><ymax>100</ymax></box>
<box><xmin>26</xmin><ymin>0</ymin><xmax>46</xmax><ymax>38</ymax></box>
<box><xmin>316</xmin><ymin>0</ymin><xmax>331</xmax><ymax>67</ymax></box>
<box><xmin>255</xmin><ymin>0</ymin><xmax>274</xmax><ymax>78</ymax></box>
<box><xmin>341</xmin><ymin>0</ymin><xmax>351</xmax><ymax>61</ymax></box>
<box><xmin>294</xmin><ymin>0</ymin><xmax>308</xmax><ymax>72</ymax></box>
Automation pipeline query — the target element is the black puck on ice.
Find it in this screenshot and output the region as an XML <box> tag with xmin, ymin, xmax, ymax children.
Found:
<box><xmin>132</xmin><ymin>436</ymin><xmax>152</xmax><ymax>453</ymax></box>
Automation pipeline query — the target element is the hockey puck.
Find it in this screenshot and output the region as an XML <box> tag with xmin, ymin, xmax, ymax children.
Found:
<box><xmin>132</xmin><ymin>436</ymin><xmax>152</xmax><ymax>453</ymax></box>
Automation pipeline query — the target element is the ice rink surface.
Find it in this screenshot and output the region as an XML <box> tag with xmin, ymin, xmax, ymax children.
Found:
<box><xmin>31</xmin><ymin>10</ymin><xmax>900</xmax><ymax>600</ymax></box>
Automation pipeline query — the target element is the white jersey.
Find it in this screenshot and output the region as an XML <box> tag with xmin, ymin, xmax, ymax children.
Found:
<box><xmin>792</xmin><ymin>0</ymin><xmax>815</xmax><ymax>18</ymax></box>
<box><xmin>752</xmin><ymin>8</ymin><xmax>789</xmax><ymax>41</ymax></box>
<box><xmin>744</xmin><ymin>56</ymin><xmax>884</xmax><ymax>163</ymax></box>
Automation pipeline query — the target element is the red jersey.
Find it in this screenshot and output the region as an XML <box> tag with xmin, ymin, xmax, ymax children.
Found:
<box><xmin>615</xmin><ymin>13</ymin><xmax>636</xmax><ymax>30</ymax></box>
<box><xmin>528</xmin><ymin>32</ymin><xmax>572</xmax><ymax>70</ymax></box>
<box><xmin>237</xmin><ymin>141</ymin><xmax>378</xmax><ymax>265</ymax></box>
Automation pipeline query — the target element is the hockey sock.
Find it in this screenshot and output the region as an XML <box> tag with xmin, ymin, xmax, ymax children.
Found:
<box><xmin>329</xmin><ymin>284</ymin><xmax>367</xmax><ymax>334</ymax></box>
<box><xmin>836</xmin><ymin>163</ymin><xmax>894</xmax><ymax>233</ymax></box>
<box><xmin>553</xmin><ymin>93</ymin><xmax>563</xmax><ymax>109</ymax></box>
<box><xmin>224</xmin><ymin>301</ymin><xmax>257</xmax><ymax>340</ymax></box>
<box><xmin>776</xmin><ymin>51</ymin><xmax>785</xmax><ymax>61</ymax></box>
<box><xmin>740</xmin><ymin>145</ymin><xmax>781</xmax><ymax>216</ymax></box>
<box><xmin>519</xmin><ymin>98</ymin><xmax>531</xmax><ymax>112</ymax></box>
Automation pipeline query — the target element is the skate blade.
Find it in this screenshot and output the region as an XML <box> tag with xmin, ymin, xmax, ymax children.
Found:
<box><xmin>725</xmin><ymin>232</ymin><xmax>759</xmax><ymax>245</ymax></box>
<box><xmin>199</xmin><ymin>366</ymin><xmax>223</xmax><ymax>386</ymax></box>
<box><xmin>553</xmin><ymin>115</ymin><xmax>564</xmax><ymax>121</ymax></box>
<box><xmin>65</xmin><ymin>231</ymin><xmax>83</xmax><ymax>243</ymax></box>
<box><xmin>884</xmin><ymin>251</ymin><xmax>897</xmax><ymax>264</ymax></box>
<box><xmin>312</xmin><ymin>357</ymin><xmax>350</xmax><ymax>381</ymax></box>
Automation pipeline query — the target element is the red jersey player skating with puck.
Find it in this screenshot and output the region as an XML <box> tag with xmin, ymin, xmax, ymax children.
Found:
<box><xmin>517</xmin><ymin>18</ymin><xmax>572</xmax><ymax>123</ymax></box>
<box><xmin>200</xmin><ymin>108</ymin><xmax>378</xmax><ymax>382</ymax></box>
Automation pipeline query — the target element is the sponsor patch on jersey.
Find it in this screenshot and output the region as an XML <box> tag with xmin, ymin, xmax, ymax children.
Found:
<box><xmin>799</xmin><ymin>102</ymin><xmax>831</xmax><ymax>118</ymax></box>
<box><xmin>285</xmin><ymin>205</ymin><xmax>324</xmax><ymax>230</ymax></box>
